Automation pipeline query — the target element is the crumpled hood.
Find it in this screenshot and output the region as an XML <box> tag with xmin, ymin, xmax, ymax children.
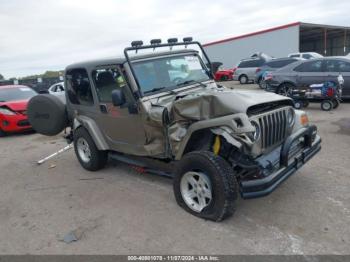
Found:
<box><xmin>142</xmin><ymin>86</ymin><xmax>292</xmax><ymax>157</ymax></box>
<box><xmin>0</xmin><ymin>100</ymin><xmax>28</xmax><ymax>112</ymax></box>
<box><xmin>153</xmin><ymin>87</ymin><xmax>292</xmax><ymax>121</ymax></box>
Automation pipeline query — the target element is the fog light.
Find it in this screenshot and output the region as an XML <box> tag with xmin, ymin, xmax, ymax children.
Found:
<box><xmin>2</xmin><ymin>120</ymin><xmax>9</xmax><ymax>126</ymax></box>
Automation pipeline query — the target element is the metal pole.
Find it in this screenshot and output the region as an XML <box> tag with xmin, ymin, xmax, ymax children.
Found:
<box><xmin>344</xmin><ymin>30</ymin><xmax>347</xmax><ymax>55</ymax></box>
<box><xmin>324</xmin><ymin>28</ymin><xmax>327</xmax><ymax>56</ymax></box>
<box><xmin>37</xmin><ymin>144</ymin><xmax>73</xmax><ymax>165</ymax></box>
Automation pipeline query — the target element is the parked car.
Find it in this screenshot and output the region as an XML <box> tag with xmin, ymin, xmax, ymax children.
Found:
<box><xmin>255</xmin><ymin>57</ymin><xmax>302</xmax><ymax>88</ymax></box>
<box><xmin>214</xmin><ymin>66</ymin><xmax>236</xmax><ymax>81</ymax></box>
<box><xmin>27</xmin><ymin>38</ymin><xmax>321</xmax><ymax>222</ymax></box>
<box><xmin>288</xmin><ymin>52</ymin><xmax>323</xmax><ymax>60</ymax></box>
<box><xmin>48</xmin><ymin>82</ymin><xmax>66</xmax><ymax>103</ymax></box>
<box><xmin>233</xmin><ymin>56</ymin><xmax>270</xmax><ymax>84</ymax></box>
<box><xmin>265</xmin><ymin>57</ymin><xmax>350</xmax><ymax>98</ymax></box>
<box><xmin>0</xmin><ymin>85</ymin><xmax>37</xmax><ymax>136</ymax></box>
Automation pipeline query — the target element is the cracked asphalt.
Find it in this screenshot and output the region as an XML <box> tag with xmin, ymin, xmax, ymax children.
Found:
<box><xmin>0</xmin><ymin>82</ymin><xmax>349</xmax><ymax>254</ymax></box>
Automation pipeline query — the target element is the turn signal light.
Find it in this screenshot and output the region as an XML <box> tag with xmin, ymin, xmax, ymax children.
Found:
<box><xmin>300</xmin><ymin>114</ymin><xmax>309</xmax><ymax>126</ymax></box>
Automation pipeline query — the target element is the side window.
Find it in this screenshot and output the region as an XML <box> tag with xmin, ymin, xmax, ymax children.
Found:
<box><xmin>91</xmin><ymin>67</ymin><xmax>131</xmax><ymax>104</ymax></box>
<box><xmin>294</xmin><ymin>60</ymin><xmax>323</xmax><ymax>72</ymax></box>
<box><xmin>91</xmin><ymin>66</ymin><xmax>133</xmax><ymax>103</ymax></box>
<box><xmin>66</xmin><ymin>68</ymin><xmax>94</xmax><ymax>106</ymax></box>
<box><xmin>267</xmin><ymin>60</ymin><xmax>291</xmax><ymax>68</ymax></box>
<box><xmin>238</xmin><ymin>61</ymin><xmax>249</xmax><ymax>68</ymax></box>
<box><xmin>290</xmin><ymin>54</ymin><xmax>299</xmax><ymax>58</ymax></box>
<box><xmin>325</xmin><ymin>60</ymin><xmax>338</xmax><ymax>72</ymax></box>
<box><xmin>338</xmin><ymin>61</ymin><xmax>350</xmax><ymax>72</ymax></box>
<box><xmin>302</xmin><ymin>54</ymin><xmax>312</xmax><ymax>59</ymax></box>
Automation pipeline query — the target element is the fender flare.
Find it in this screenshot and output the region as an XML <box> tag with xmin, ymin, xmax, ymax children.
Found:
<box><xmin>73</xmin><ymin>116</ymin><xmax>109</xmax><ymax>150</ymax></box>
<box><xmin>174</xmin><ymin>113</ymin><xmax>253</xmax><ymax>160</ymax></box>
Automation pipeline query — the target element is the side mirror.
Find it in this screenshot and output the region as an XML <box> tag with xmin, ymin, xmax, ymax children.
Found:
<box><xmin>112</xmin><ymin>89</ymin><xmax>126</xmax><ymax>106</ymax></box>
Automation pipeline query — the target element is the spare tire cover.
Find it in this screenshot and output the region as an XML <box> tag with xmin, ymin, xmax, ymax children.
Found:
<box><xmin>27</xmin><ymin>94</ymin><xmax>68</xmax><ymax>136</ymax></box>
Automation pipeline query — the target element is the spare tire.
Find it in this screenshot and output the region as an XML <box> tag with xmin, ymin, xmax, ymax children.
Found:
<box><xmin>27</xmin><ymin>94</ymin><xmax>68</xmax><ymax>136</ymax></box>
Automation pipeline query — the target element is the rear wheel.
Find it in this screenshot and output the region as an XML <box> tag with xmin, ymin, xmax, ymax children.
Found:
<box><xmin>321</xmin><ymin>100</ymin><xmax>333</xmax><ymax>111</ymax></box>
<box><xmin>73</xmin><ymin>128</ymin><xmax>108</xmax><ymax>171</ymax></box>
<box><xmin>332</xmin><ymin>99</ymin><xmax>339</xmax><ymax>109</ymax></box>
<box><xmin>173</xmin><ymin>151</ymin><xmax>238</xmax><ymax>221</ymax></box>
<box><xmin>239</xmin><ymin>75</ymin><xmax>248</xmax><ymax>84</ymax></box>
<box><xmin>277</xmin><ymin>83</ymin><xmax>294</xmax><ymax>96</ymax></box>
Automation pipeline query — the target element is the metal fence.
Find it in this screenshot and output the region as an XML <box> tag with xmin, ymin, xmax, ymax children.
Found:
<box><xmin>0</xmin><ymin>77</ymin><xmax>63</xmax><ymax>92</ymax></box>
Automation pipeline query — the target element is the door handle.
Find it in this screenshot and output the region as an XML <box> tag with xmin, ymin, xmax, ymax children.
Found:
<box><xmin>100</xmin><ymin>104</ymin><xmax>108</xmax><ymax>113</ymax></box>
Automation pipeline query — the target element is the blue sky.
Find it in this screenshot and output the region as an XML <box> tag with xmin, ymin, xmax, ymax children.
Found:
<box><xmin>0</xmin><ymin>0</ymin><xmax>349</xmax><ymax>78</ymax></box>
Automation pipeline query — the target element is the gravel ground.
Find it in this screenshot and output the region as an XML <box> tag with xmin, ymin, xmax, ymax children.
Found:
<box><xmin>0</xmin><ymin>81</ymin><xmax>349</xmax><ymax>254</ymax></box>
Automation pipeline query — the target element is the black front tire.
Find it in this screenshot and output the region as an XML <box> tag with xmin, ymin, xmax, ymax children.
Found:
<box><xmin>173</xmin><ymin>151</ymin><xmax>238</xmax><ymax>222</ymax></box>
<box><xmin>73</xmin><ymin>127</ymin><xmax>108</xmax><ymax>171</ymax></box>
<box><xmin>332</xmin><ymin>99</ymin><xmax>340</xmax><ymax>109</ymax></box>
<box><xmin>259</xmin><ymin>79</ymin><xmax>267</xmax><ymax>89</ymax></box>
<box><xmin>0</xmin><ymin>128</ymin><xmax>6</xmax><ymax>137</ymax></box>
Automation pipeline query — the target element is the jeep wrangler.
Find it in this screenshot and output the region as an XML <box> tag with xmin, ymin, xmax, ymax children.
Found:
<box><xmin>27</xmin><ymin>38</ymin><xmax>321</xmax><ymax>221</ymax></box>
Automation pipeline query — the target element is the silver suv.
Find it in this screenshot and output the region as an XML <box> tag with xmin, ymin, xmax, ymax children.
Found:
<box><xmin>233</xmin><ymin>57</ymin><xmax>267</xmax><ymax>84</ymax></box>
<box><xmin>27</xmin><ymin>38</ymin><xmax>321</xmax><ymax>221</ymax></box>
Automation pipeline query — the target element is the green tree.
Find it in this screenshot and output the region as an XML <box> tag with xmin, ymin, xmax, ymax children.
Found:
<box><xmin>0</xmin><ymin>74</ymin><xmax>4</xmax><ymax>80</ymax></box>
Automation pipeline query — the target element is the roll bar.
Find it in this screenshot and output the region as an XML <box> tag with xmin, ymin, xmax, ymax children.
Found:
<box><xmin>123</xmin><ymin>38</ymin><xmax>213</xmax><ymax>97</ymax></box>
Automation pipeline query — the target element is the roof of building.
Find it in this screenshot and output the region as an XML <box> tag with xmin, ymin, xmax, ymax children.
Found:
<box><xmin>203</xmin><ymin>22</ymin><xmax>350</xmax><ymax>47</ymax></box>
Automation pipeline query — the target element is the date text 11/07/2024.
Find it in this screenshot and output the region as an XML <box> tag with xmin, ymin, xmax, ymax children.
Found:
<box><xmin>127</xmin><ymin>255</ymin><xmax>219</xmax><ymax>261</ymax></box>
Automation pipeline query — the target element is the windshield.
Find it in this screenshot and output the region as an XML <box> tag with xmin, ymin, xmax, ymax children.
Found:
<box><xmin>132</xmin><ymin>54</ymin><xmax>210</xmax><ymax>94</ymax></box>
<box><xmin>0</xmin><ymin>87</ymin><xmax>37</xmax><ymax>102</ymax></box>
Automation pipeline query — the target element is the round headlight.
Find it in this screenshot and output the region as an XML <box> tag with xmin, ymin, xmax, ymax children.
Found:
<box><xmin>287</xmin><ymin>108</ymin><xmax>295</xmax><ymax>126</ymax></box>
<box><xmin>250</xmin><ymin>120</ymin><xmax>260</xmax><ymax>141</ymax></box>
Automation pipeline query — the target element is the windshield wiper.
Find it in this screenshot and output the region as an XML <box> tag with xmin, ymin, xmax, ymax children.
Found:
<box><xmin>176</xmin><ymin>80</ymin><xmax>207</xmax><ymax>88</ymax></box>
<box><xmin>144</xmin><ymin>86</ymin><xmax>176</xmax><ymax>94</ymax></box>
<box><xmin>144</xmin><ymin>87</ymin><xmax>167</xmax><ymax>94</ymax></box>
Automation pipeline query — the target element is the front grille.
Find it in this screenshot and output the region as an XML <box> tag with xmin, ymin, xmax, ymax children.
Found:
<box><xmin>17</xmin><ymin>120</ymin><xmax>30</xmax><ymax>127</ymax></box>
<box><xmin>253</xmin><ymin>108</ymin><xmax>289</xmax><ymax>149</ymax></box>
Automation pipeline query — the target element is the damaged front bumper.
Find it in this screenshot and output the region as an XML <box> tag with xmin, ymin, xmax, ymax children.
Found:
<box><xmin>240</xmin><ymin>125</ymin><xmax>321</xmax><ymax>199</ymax></box>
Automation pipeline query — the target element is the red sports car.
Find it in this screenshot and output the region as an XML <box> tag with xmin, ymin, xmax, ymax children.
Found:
<box><xmin>214</xmin><ymin>67</ymin><xmax>236</xmax><ymax>81</ymax></box>
<box><xmin>0</xmin><ymin>85</ymin><xmax>37</xmax><ymax>136</ymax></box>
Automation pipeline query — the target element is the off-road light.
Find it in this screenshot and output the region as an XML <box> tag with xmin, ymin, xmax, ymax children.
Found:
<box><xmin>287</xmin><ymin>108</ymin><xmax>295</xmax><ymax>127</ymax></box>
<box><xmin>131</xmin><ymin>40</ymin><xmax>143</xmax><ymax>47</ymax></box>
<box><xmin>167</xmin><ymin>38</ymin><xmax>178</xmax><ymax>44</ymax></box>
<box><xmin>250</xmin><ymin>120</ymin><xmax>260</xmax><ymax>141</ymax></box>
<box><xmin>150</xmin><ymin>39</ymin><xmax>161</xmax><ymax>45</ymax></box>
<box><xmin>183</xmin><ymin>37</ymin><xmax>193</xmax><ymax>42</ymax></box>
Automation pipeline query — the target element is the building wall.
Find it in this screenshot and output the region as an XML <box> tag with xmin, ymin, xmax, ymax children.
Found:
<box><xmin>204</xmin><ymin>25</ymin><xmax>300</xmax><ymax>68</ymax></box>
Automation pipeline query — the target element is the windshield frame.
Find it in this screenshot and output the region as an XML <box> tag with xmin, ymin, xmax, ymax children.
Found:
<box><xmin>0</xmin><ymin>87</ymin><xmax>37</xmax><ymax>102</ymax></box>
<box><xmin>130</xmin><ymin>52</ymin><xmax>212</xmax><ymax>97</ymax></box>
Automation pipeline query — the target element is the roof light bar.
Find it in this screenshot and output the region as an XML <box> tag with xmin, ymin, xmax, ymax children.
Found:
<box><xmin>150</xmin><ymin>39</ymin><xmax>162</xmax><ymax>45</ymax></box>
<box><xmin>183</xmin><ymin>37</ymin><xmax>193</xmax><ymax>42</ymax></box>
<box><xmin>167</xmin><ymin>38</ymin><xmax>178</xmax><ymax>44</ymax></box>
<box><xmin>131</xmin><ymin>40</ymin><xmax>143</xmax><ymax>47</ymax></box>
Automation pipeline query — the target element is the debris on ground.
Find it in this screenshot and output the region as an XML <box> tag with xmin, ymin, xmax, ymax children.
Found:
<box><xmin>49</xmin><ymin>164</ymin><xmax>56</xmax><ymax>169</ymax></box>
<box><xmin>60</xmin><ymin>216</ymin><xmax>104</xmax><ymax>244</ymax></box>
